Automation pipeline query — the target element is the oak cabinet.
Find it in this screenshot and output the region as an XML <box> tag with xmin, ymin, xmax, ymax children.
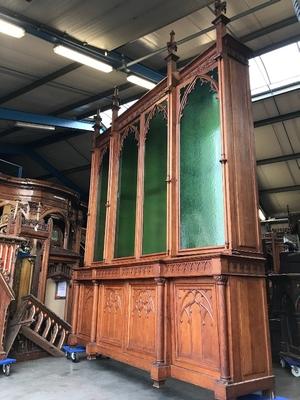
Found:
<box><xmin>71</xmin><ymin>16</ymin><xmax>273</xmax><ymax>400</ymax></box>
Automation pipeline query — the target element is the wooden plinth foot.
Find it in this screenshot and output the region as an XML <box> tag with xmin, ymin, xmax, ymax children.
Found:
<box><xmin>262</xmin><ymin>389</ymin><xmax>275</xmax><ymax>399</ymax></box>
<box><xmin>152</xmin><ymin>380</ymin><xmax>165</xmax><ymax>389</ymax></box>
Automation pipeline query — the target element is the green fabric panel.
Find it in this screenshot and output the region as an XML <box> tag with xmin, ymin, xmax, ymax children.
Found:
<box><xmin>142</xmin><ymin>111</ymin><xmax>167</xmax><ymax>254</ymax></box>
<box><xmin>94</xmin><ymin>150</ymin><xmax>109</xmax><ymax>261</ymax></box>
<box><xmin>180</xmin><ymin>79</ymin><xmax>224</xmax><ymax>249</ymax></box>
<box><xmin>114</xmin><ymin>133</ymin><xmax>138</xmax><ymax>258</ymax></box>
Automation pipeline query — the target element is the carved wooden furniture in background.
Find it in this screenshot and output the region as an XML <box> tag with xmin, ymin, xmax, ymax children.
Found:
<box><xmin>0</xmin><ymin>234</ymin><xmax>24</xmax><ymax>286</ymax></box>
<box><xmin>262</xmin><ymin>232</ymin><xmax>286</xmax><ymax>274</ymax></box>
<box><xmin>0</xmin><ymin>173</ymin><xmax>85</xmax><ymax>359</ymax></box>
<box><xmin>0</xmin><ymin>173</ymin><xmax>85</xmax><ymax>318</ymax></box>
<box><xmin>71</xmin><ymin>10</ymin><xmax>273</xmax><ymax>400</ymax></box>
<box><xmin>0</xmin><ymin>270</ymin><xmax>15</xmax><ymax>360</ymax></box>
<box><xmin>0</xmin><ymin>235</ymin><xmax>24</xmax><ymax>360</ymax></box>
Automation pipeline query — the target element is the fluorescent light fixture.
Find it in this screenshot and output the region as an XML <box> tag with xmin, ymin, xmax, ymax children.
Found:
<box><xmin>53</xmin><ymin>45</ymin><xmax>113</xmax><ymax>73</ymax></box>
<box><xmin>15</xmin><ymin>121</ymin><xmax>55</xmax><ymax>131</ymax></box>
<box><xmin>0</xmin><ymin>18</ymin><xmax>25</xmax><ymax>38</ymax></box>
<box><xmin>127</xmin><ymin>74</ymin><xmax>156</xmax><ymax>90</ymax></box>
<box><xmin>259</xmin><ymin>208</ymin><xmax>266</xmax><ymax>221</ymax></box>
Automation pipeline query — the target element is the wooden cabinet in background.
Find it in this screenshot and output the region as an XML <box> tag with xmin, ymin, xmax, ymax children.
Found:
<box><xmin>70</xmin><ymin>11</ymin><xmax>274</xmax><ymax>400</ymax></box>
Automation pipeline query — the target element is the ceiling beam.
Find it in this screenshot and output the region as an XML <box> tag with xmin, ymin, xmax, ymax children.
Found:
<box><xmin>254</xmin><ymin>110</ymin><xmax>300</xmax><ymax>128</ymax></box>
<box><xmin>122</xmin><ymin>0</ymin><xmax>281</xmax><ymax>69</ymax></box>
<box><xmin>0</xmin><ymin>107</ymin><xmax>93</xmax><ymax>137</ymax></box>
<box><xmin>253</xmin><ymin>34</ymin><xmax>300</xmax><ymax>57</ymax></box>
<box><xmin>0</xmin><ymin>63</ymin><xmax>80</xmax><ymax>105</ymax></box>
<box><xmin>240</xmin><ymin>16</ymin><xmax>298</xmax><ymax>43</ymax></box>
<box><xmin>52</xmin><ymin>83</ymin><xmax>132</xmax><ymax>117</ymax></box>
<box><xmin>257</xmin><ymin>153</ymin><xmax>300</xmax><ymax>166</ymax></box>
<box><xmin>260</xmin><ymin>185</ymin><xmax>300</xmax><ymax>194</ymax></box>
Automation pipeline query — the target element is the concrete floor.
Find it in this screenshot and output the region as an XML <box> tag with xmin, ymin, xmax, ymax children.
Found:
<box><xmin>1</xmin><ymin>357</ymin><xmax>299</xmax><ymax>400</ymax></box>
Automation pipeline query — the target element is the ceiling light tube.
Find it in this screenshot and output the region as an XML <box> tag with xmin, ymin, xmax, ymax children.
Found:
<box><xmin>259</xmin><ymin>208</ymin><xmax>266</xmax><ymax>221</ymax></box>
<box><xmin>127</xmin><ymin>74</ymin><xmax>156</xmax><ymax>90</ymax></box>
<box><xmin>53</xmin><ymin>45</ymin><xmax>113</xmax><ymax>73</ymax></box>
<box><xmin>15</xmin><ymin>122</ymin><xmax>55</xmax><ymax>131</ymax></box>
<box><xmin>0</xmin><ymin>18</ymin><xmax>25</xmax><ymax>38</ymax></box>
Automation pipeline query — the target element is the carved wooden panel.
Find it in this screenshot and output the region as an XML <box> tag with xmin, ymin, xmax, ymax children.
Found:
<box><xmin>172</xmin><ymin>281</ymin><xmax>219</xmax><ymax>370</ymax></box>
<box><xmin>97</xmin><ymin>285</ymin><xmax>124</xmax><ymax>347</ymax></box>
<box><xmin>126</xmin><ymin>284</ymin><xmax>156</xmax><ymax>355</ymax></box>
<box><xmin>76</xmin><ymin>284</ymin><xmax>93</xmax><ymax>341</ymax></box>
<box><xmin>228</xmin><ymin>276</ymin><xmax>271</xmax><ymax>381</ymax></box>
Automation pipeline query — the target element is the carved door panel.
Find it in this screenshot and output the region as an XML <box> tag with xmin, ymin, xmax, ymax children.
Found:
<box><xmin>76</xmin><ymin>284</ymin><xmax>93</xmax><ymax>341</ymax></box>
<box><xmin>171</xmin><ymin>280</ymin><xmax>220</xmax><ymax>371</ymax></box>
<box><xmin>97</xmin><ymin>285</ymin><xmax>124</xmax><ymax>347</ymax></box>
<box><xmin>126</xmin><ymin>283</ymin><xmax>157</xmax><ymax>357</ymax></box>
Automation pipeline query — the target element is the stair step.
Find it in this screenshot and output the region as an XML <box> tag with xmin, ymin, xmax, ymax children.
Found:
<box><xmin>21</xmin><ymin>326</ymin><xmax>64</xmax><ymax>357</ymax></box>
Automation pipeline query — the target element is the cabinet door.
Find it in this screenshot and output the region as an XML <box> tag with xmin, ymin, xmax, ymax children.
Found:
<box><xmin>142</xmin><ymin>107</ymin><xmax>167</xmax><ymax>255</ymax></box>
<box><xmin>180</xmin><ymin>78</ymin><xmax>224</xmax><ymax>250</ymax></box>
<box><xmin>94</xmin><ymin>149</ymin><xmax>109</xmax><ymax>261</ymax></box>
<box><xmin>114</xmin><ymin>132</ymin><xmax>138</xmax><ymax>258</ymax></box>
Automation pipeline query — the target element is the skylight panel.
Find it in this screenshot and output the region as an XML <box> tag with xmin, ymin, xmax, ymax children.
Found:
<box><xmin>249</xmin><ymin>42</ymin><xmax>300</xmax><ymax>99</ymax></box>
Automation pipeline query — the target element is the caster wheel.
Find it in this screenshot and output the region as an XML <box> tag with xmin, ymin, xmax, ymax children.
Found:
<box><xmin>280</xmin><ymin>358</ymin><xmax>286</xmax><ymax>368</ymax></box>
<box><xmin>2</xmin><ymin>364</ymin><xmax>11</xmax><ymax>376</ymax></box>
<box><xmin>291</xmin><ymin>366</ymin><xmax>300</xmax><ymax>377</ymax></box>
<box><xmin>66</xmin><ymin>352</ymin><xmax>71</xmax><ymax>360</ymax></box>
<box><xmin>70</xmin><ymin>352</ymin><xmax>79</xmax><ymax>363</ymax></box>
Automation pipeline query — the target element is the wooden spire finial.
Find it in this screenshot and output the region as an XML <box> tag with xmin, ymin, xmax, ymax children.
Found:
<box><xmin>165</xmin><ymin>30</ymin><xmax>179</xmax><ymax>88</ymax></box>
<box><xmin>212</xmin><ymin>0</ymin><xmax>230</xmax><ymax>56</ymax></box>
<box><xmin>111</xmin><ymin>86</ymin><xmax>120</xmax><ymax>131</ymax></box>
<box><xmin>92</xmin><ymin>108</ymin><xmax>102</xmax><ymax>147</ymax></box>
<box><xmin>112</xmin><ymin>86</ymin><xmax>120</xmax><ymax>110</ymax></box>
<box><xmin>167</xmin><ymin>30</ymin><xmax>177</xmax><ymax>55</ymax></box>
<box><xmin>214</xmin><ymin>0</ymin><xmax>227</xmax><ymax>17</ymax></box>
<box><xmin>93</xmin><ymin>108</ymin><xmax>102</xmax><ymax>134</ymax></box>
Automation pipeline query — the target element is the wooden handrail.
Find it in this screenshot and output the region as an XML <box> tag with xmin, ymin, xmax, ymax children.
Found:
<box><xmin>5</xmin><ymin>294</ymin><xmax>71</xmax><ymax>357</ymax></box>
<box><xmin>22</xmin><ymin>294</ymin><xmax>71</xmax><ymax>332</ymax></box>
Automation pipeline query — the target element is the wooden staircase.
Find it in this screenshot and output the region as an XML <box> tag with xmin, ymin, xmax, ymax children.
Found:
<box><xmin>5</xmin><ymin>294</ymin><xmax>71</xmax><ymax>357</ymax></box>
<box><xmin>0</xmin><ymin>270</ymin><xmax>15</xmax><ymax>360</ymax></box>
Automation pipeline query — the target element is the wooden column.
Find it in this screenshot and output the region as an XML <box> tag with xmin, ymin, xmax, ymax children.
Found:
<box><xmin>84</xmin><ymin>111</ymin><xmax>102</xmax><ymax>266</ymax></box>
<box><xmin>151</xmin><ymin>278</ymin><xmax>169</xmax><ymax>388</ymax></box>
<box><xmin>104</xmin><ymin>88</ymin><xmax>120</xmax><ymax>262</ymax></box>
<box><xmin>134</xmin><ymin>114</ymin><xmax>146</xmax><ymax>258</ymax></box>
<box><xmin>90</xmin><ymin>280</ymin><xmax>99</xmax><ymax>343</ymax></box>
<box><xmin>215</xmin><ymin>275</ymin><xmax>230</xmax><ymax>383</ymax></box>
<box><xmin>37</xmin><ymin>218</ymin><xmax>53</xmax><ymax>302</ymax></box>
<box><xmin>165</xmin><ymin>31</ymin><xmax>179</xmax><ymax>257</ymax></box>
<box><xmin>69</xmin><ymin>280</ymin><xmax>80</xmax><ymax>345</ymax></box>
<box><xmin>215</xmin><ymin>9</ymin><xmax>261</xmax><ymax>255</ymax></box>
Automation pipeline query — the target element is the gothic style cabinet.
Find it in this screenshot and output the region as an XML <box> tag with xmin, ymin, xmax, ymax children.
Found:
<box><xmin>71</xmin><ymin>10</ymin><xmax>274</xmax><ymax>400</ymax></box>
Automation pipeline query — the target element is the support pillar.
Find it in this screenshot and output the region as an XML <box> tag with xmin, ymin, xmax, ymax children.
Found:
<box><xmin>151</xmin><ymin>278</ymin><xmax>169</xmax><ymax>388</ymax></box>
<box><xmin>68</xmin><ymin>280</ymin><xmax>80</xmax><ymax>345</ymax></box>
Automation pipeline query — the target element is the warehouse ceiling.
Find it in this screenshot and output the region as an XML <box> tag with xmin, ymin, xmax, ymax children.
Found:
<box><xmin>0</xmin><ymin>0</ymin><xmax>299</xmax><ymax>218</ymax></box>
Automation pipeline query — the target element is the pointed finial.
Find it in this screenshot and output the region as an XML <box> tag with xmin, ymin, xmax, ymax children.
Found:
<box><xmin>167</xmin><ymin>30</ymin><xmax>177</xmax><ymax>55</ymax></box>
<box><xmin>112</xmin><ymin>86</ymin><xmax>120</xmax><ymax>110</ymax></box>
<box><xmin>214</xmin><ymin>0</ymin><xmax>227</xmax><ymax>17</ymax></box>
<box><xmin>93</xmin><ymin>108</ymin><xmax>102</xmax><ymax>134</ymax></box>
